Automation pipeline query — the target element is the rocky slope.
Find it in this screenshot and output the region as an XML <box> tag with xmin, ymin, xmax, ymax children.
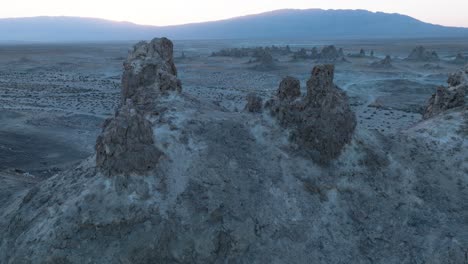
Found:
<box><xmin>423</xmin><ymin>65</ymin><xmax>466</xmax><ymax>119</ymax></box>
<box><xmin>0</xmin><ymin>38</ymin><xmax>467</xmax><ymax>264</ymax></box>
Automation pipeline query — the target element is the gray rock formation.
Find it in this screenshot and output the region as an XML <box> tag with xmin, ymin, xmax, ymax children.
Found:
<box><xmin>95</xmin><ymin>101</ymin><xmax>163</xmax><ymax>176</ymax></box>
<box><xmin>318</xmin><ymin>45</ymin><xmax>343</xmax><ymax>62</ymax></box>
<box><xmin>292</xmin><ymin>48</ymin><xmax>309</xmax><ymax>60</ymax></box>
<box><xmin>423</xmin><ymin>66</ymin><xmax>467</xmax><ymax>119</ymax></box>
<box><xmin>267</xmin><ymin>65</ymin><xmax>357</xmax><ymax>163</ymax></box>
<box><xmin>277</xmin><ymin>76</ymin><xmax>301</xmax><ymax>100</ymax></box>
<box><xmin>371</xmin><ymin>55</ymin><xmax>393</xmax><ymax>68</ymax></box>
<box><xmin>406</xmin><ymin>46</ymin><xmax>439</xmax><ymax>62</ymax></box>
<box><xmin>447</xmin><ymin>65</ymin><xmax>468</xmax><ymax>87</ymax></box>
<box><xmin>95</xmin><ymin>37</ymin><xmax>180</xmax><ymax>175</ymax></box>
<box><xmin>293</xmin><ymin>46</ymin><xmax>344</xmax><ymax>62</ymax></box>
<box><xmin>452</xmin><ymin>53</ymin><xmax>468</xmax><ymax>64</ymax></box>
<box><xmin>250</xmin><ymin>51</ymin><xmax>278</xmax><ymax>71</ymax></box>
<box><xmin>244</xmin><ymin>93</ymin><xmax>263</xmax><ymax>113</ymax></box>
<box><xmin>360</xmin><ymin>49</ymin><xmax>366</xmax><ymax>57</ymax></box>
<box><xmin>122</xmin><ymin>37</ymin><xmax>182</xmax><ymax>109</ymax></box>
<box><xmin>1</xmin><ymin>39</ymin><xmax>467</xmax><ymax>264</ymax></box>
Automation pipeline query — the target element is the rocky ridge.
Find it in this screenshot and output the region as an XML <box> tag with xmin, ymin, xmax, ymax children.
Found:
<box><xmin>0</xmin><ymin>38</ymin><xmax>467</xmax><ymax>264</ymax></box>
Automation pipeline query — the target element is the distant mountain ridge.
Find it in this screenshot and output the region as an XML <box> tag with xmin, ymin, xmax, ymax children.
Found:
<box><xmin>1</xmin><ymin>9</ymin><xmax>468</xmax><ymax>42</ymax></box>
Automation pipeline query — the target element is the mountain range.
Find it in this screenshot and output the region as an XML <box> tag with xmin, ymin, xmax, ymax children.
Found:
<box><xmin>1</xmin><ymin>9</ymin><xmax>468</xmax><ymax>42</ymax></box>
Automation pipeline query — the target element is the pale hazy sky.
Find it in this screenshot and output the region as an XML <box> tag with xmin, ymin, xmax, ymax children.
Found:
<box><xmin>2</xmin><ymin>0</ymin><xmax>468</xmax><ymax>27</ymax></box>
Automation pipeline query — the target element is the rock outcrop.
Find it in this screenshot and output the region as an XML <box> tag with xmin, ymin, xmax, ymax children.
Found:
<box><xmin>277</xmin><ymin>76</ymin><xmax>301</xmax><ymax>100</ymax></box>
<box><xmin>1</xmin><ymin>39</ymin><xmax>467</xmax><ymax>264</ymax></box>
<box><xmin>95</xmin><ymin>101</ymin><xmax>163</xmax><ymax>176</ymax></box>
<box><xmin>250</xmin><ymin>51</ymin><xmax>278</xmax><ymax>71</ymax></box>
<box><xmin>423</xmin><ymin>65</ymin><xmax>467</xmax><ymax>119</ymax></box>
<box><xmin>122</xmin><ymin>37</ymin><xmax>182</xmax><ymax>109</ymax></box>
<box><xmin>267</xmin><ymin>65</ymin><xmax>356</xmax><ymax>163</ymax></box>
<box><xmin>348</xmin><ymin>48</ymin><xmax>366</xmax><ymax>58</ymax></box>
<box><xmin>406</xmin><ymin>46</ymin><xmax>439</xmax><ymax>62</ymax></box>
<box><xmin>244</xmin><ymin>93</ymin><xmax>263</xmax><ymax>113</ymax></box>
<box><xmin>318</xmin><ymin>45</ymin><xmax>344</xmax><ymax>62</ymax></box>
<box><xmin>292</xmin><ymin>46</ymin><xmax>345</xmax><ymax>62</ymax></box>
<box><xmin>96</xmin><ymin>38</ymin><xmax>179</xmax><ymax>175</ymax></box>
<box><xmin>371</xmin><ymin>55</ymin><xmax>393</xmax><ymax>68</ymax></box>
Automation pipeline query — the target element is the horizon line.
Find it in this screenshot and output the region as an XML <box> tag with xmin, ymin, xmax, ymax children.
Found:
<box><xmin>0</xmin><ymin>8</ymin><xmax>466</xmax><ymax>29</ymax></box>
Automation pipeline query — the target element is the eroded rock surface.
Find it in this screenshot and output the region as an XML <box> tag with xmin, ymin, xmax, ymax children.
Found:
<box><xmin>95</xmin><ymin>102</ymin><xmax>162</xmax><ymax>176</ymax></box>
<box><xmin>1</xmin><ymin>39</ymin><xmax>467</xmax><ymax>264</ymax></box>
<box><xmin>267</xmin><ymin>65</ymin><xmax>357</xmax><ymax>163</ymax></box>
<box><xmin>423</xmin><ymin>65</ymin><xmax>467</xmax><ymax>119</ymax></box>
<box><xmin>95</xmin><ymin>38</ymin><xmax>179</xmax><ymax>175</ymax></box>
<box><xmin>244</xmin><ymin>93</ymin><xmax>263</xmax><ymax>113</ymax></box>
<box><xmin>122</xmin><ymin>37</ymin><xmax>182</xmax><ymax>109</ymax></box>
<box><xmin>371</xmin><ymin>55</ymin><xmax>393</xmax><ymax>68</ymax></box>
<box><xmin>250</xmin><ymin>51</ymin><xmax>278</xmax><ymax>71</ymax></box>
<box><xmin>406</xmin><ymin>46</ymin><xmax>439</xmax><ymax>62</ymax></box>
<box><xmin>277</xmin><ymin>76</ymin><xmax>301</xmax><ymax>100</ymax></box>
<box><xmin>318</xmin><ymin>45</ymin><xmax>344</xmax><ymax>62</ymax></box>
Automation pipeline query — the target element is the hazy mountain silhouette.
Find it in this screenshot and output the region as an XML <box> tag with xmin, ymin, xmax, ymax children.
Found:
<box><xmin>1</xmin><ymin>9</ymin><xmax>468</xmax><ymax>42</ymax></box>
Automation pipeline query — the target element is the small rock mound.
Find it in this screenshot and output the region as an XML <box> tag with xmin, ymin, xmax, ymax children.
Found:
<box><xmin>122</xmin><ymin>37</ymin><xmax>182</xmax><ymax>109</ymax></box>
<box><xmin>244</xmin><ymin>93</ymin><xmax>263</xmax><ymax>113</ymax></box>
<box><xmin>423</xmin><ymin>66</ymin><xmax>467</xmax><ymax>119</ymax></box>
<box><xmin>267</xmin><ymin>65</ymin><xmax>356</xmax><ymax>164</ymax></box>
<box><xmin>96</xmin><ymin>101</ymin><xmax>163</xmax><ymax>176</ymax></box>
<box><xmin>371</xmin><ymin>55</ymin><xmax>393</xmax><ymax>68</ymax></box>
<box><xmin>406</xmin><ymin>46</ymin><xmax>439</xmax><ymax>62</ymax></box>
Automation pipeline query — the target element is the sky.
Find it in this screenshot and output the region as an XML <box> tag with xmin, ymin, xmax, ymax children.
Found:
<box><xmin>1</xmin><ymin>0</ymin><xmax>468</xmax><ymax>27</ymax></box>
